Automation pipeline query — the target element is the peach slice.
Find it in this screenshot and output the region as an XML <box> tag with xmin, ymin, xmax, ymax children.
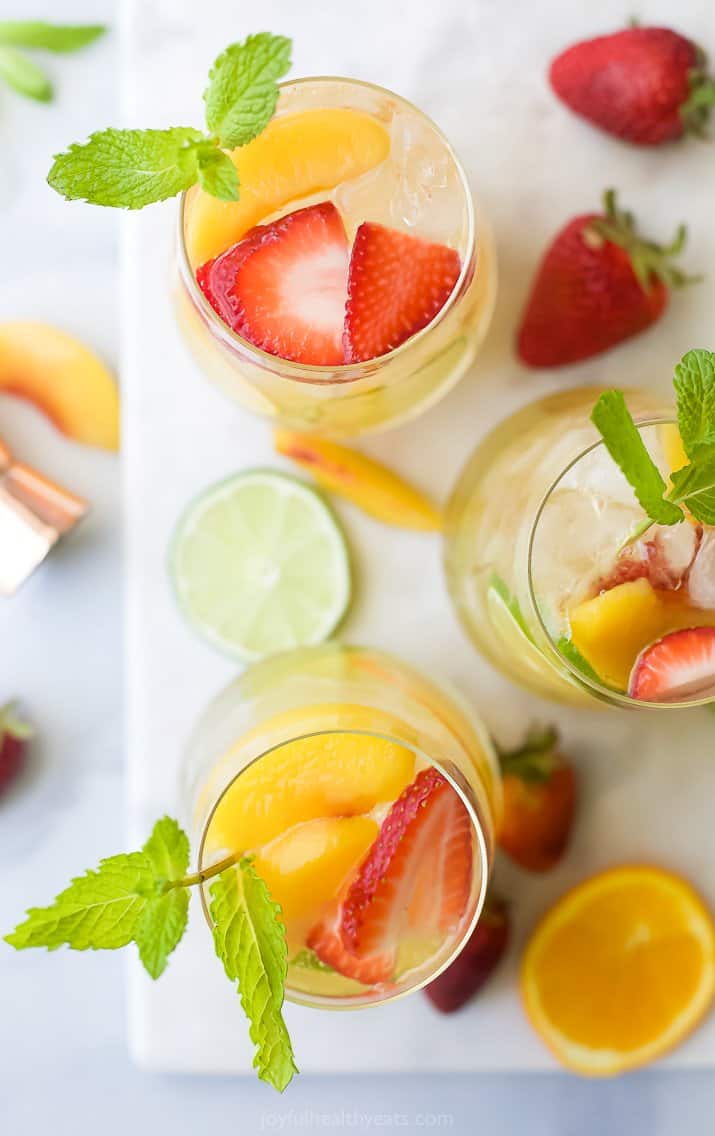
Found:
<box><xmin>0</xmin><ymin>323</ymin><xmax>119</xmax><ymax>451</ymax></box>
<box><xmin>204</xmin><ymin>729</ymin><xmax>415</xmax><ymax>856</ymax></box>
<box><xmin>254</xmin><ymin>815</ymin><xmax>378</xmax><ymax>946</ymax></box>
<box><xmin>184</xmin><ymin>108</ymin><xmax>390</xmax><ymax>268</ymax></box>
<box><xmin>275</xmin><ymin>430</ymin><xmax>443</xmax><ymax>531</ymax></box>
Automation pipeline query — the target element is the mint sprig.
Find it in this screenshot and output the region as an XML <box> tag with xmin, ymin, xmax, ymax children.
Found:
<box><xmin>0</xmin><ymin>22</ymin><xmax>105</xmax><ymax>102</ymax></box>
<box><xmin>4</xmin><ymin>816</ymin><xmax>297</xmax><ymax>1091</ymax></box>
<box><xmin>591</xmin><ymin>349</ymin><xmax>715</xmax><ymax>547</ymax></box>
<box><xmin>47</xmin><ymin>31</ymin><xmax>292</xmax><ymax>210</ymax></box>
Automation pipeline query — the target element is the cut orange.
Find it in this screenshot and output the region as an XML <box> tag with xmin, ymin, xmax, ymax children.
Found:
<box><xmin>521</xmin><ymin>866</ymin><xmax>715</xmax><ymax>1075</ymax></box>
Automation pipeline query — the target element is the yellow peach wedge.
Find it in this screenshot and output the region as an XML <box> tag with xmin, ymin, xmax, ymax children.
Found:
<box><xmin>275</xmin><ymin>430</ymin><xmax>443</xmax><ymax>531</ymax></box>
<box><xmin>0</xmin><ymin>322</ymin><xmax>119</xmax><ymax>451</ymax></box>
<box><xmin>184</xmin><ymin>108</ymin><xmax>391</xmax><ymax>268</ymax></box>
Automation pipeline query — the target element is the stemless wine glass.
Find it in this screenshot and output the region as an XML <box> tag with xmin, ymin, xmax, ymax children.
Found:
<box><xmin>444</xmin><ymin>388</ymin><xmax>715</xmax><ymax>709</ymax></box>
<box><xmin>181</xmin><ymin>644</ymin><xmax>500</xmax><ymax>1008</ymax></box>
<box><xmin>175</xmin><ymin>77</ymin><xmax>496</xmax><ymax>437</ymax></box>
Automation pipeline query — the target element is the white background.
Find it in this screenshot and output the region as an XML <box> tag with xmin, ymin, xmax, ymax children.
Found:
<box><xmin>3</xmin><ymin>0</ymin><xmax>715</xmax><ymax>1132</ymax></box>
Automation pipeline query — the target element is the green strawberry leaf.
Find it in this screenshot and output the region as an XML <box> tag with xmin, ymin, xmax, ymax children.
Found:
<box><xmin>0</xmin><ymin>21</ymin><xmax>105</xmax><ymax>53</ymax></box>
<box><xmin>204</xmin><ymin>32</ymin><xmax>291</xmax><ymax>149</ymax></box>
<box><xmin>674</xmin><ymin>349</ymin><xmax>715</xmax><ymax>460</ymax></box>
<box><xmin>134</xmin><ymin>888</ymin><xmax>190</xmax><ymax>980</ymax></box>
<box><xmin>591</xmin><ymin>391</ymin><xmax>683</xmax><ymax>527</ymax></box>
<box><xmin>47</xmin><ymin>127</ymin><xmax>207</xmax><ymax>209</ymax></box>
<box><xmin>196</xmin><ymin>145</ymin><xmax>240</xmax><ymax>201</ymax></box>
<box><xmin>210</xmin><ymin>860</ymin><xmax>297</xmax><ymax>1092</ymax></box>
<box><xmin>142</xmin><ymin>816</ymin><xmax>190</xmax><ymax>883</ymax></box>
<box><xmin>4</xmin><ymin>853</ymin><xmax>154</xmax><ymax>951</ymax></box>
<box><xmin>0</xmin><ymin>46</ymin><xmax>51</xmax><ymax>101</ymax></box>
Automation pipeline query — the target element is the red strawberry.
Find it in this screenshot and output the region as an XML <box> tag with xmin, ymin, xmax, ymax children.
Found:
<box><xmin>308</xmin><ymin>768</ymin><xmax>473</xmax><ymax>983</ymax></box>
<box><xmin>196</xmin><ymin>202</ymin><xmax>349</xmax><ymax>365</ymax></box>
<box><xmin>517</xmin><ymin>190</ymin><xmax>695</xmax><ymax>368</ymax></box>
<box><xmin>497</xmin><ymin>726</ymin><xmax>576</xmax><ymax>872</ymax></box>
<box><xmin>341</xmin><ymin>767</ymin><xmax>472</xmax><ymax>959</ymax></box>
<box><xmin>0</xmin><ymin>702</ymin><xmax>33</xmax><ymax>796</ymax></box>
<box><xmin>344</xmin><ymin>222</ymin><xmax>461</xmax><ymax>363</ymax></box>
<box><xmin>423</xmin><ymin>893</ymin><xmax>509</xmax><ymax>1013</ymax></box>
<box><xmin>629</xmin><ymin>626</ymin><xmax>715</xmax><ymax>702</ymax></box>
<box><xmin>550</xmin><ymin>27</ymin><xmax>715</xmax><ymax>146</ymax></box>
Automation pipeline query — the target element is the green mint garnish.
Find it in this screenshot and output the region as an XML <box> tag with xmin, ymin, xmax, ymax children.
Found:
<box><xmin>0</xmin><ymin>22</ymin><xmax>105</xmax><ymax>102</ymax></box>
<box><xmin>210</xmin><ymin>859</ymin><xmax>297</xmax><ymax>1093</ymax></box>
<box><xmin>591</xmin><ymin>349</ymin><xmax>715</xmax><ymax>548</ymax></box>
<box><xmin>4</xmin><ymin>816</ymin><xmax>297</xmax><ymax>1092</ymax></box>
<box><xmin>590</xmin><ymin>391</ymin><xmax>683</xmax><ymax>528</ymax></box>
<box><xmin>47</xmin><ymin>31</ymin><xmax>292</xmax><ymax>210</ymax></box>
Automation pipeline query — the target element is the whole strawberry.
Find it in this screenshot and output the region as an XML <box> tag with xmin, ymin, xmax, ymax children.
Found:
<box><xmin>550</xmin><ymin>26</ymin><xmax>715</xmax><ymax>145</ymax></box>
<box><xmin>424</xmin><ymin>893</ymin><xmax>509</xmax><ymax>1013</ymax></box>
<box><xmin>517</xmin><ymin>189</ymin><xmax>696</xmax><ymax>368</ymax></box>
<box><xmin>0</xmin><ymin>701</ymin><xmax>33</xmax><ymax>796</ymax></box>
<box><xmin>497</xmin><ymin>726</ymin><xmax>576</xmax><ymax>873</ymax></box>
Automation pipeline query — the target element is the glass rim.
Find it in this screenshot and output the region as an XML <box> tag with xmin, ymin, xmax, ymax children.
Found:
<box><xmin>176</xmin><ymin>74</ymin><xmax>477</xmax><ymax>385</ymax></box>
<box><xmin>527</xmin><ymin>414</ymin><xmax>715</xmax><ymax>710</ymax></box>
<box><xmin>196</xmin><ymin>722</ymin><xmax>490</xmax><ymax>1010</ymax></box>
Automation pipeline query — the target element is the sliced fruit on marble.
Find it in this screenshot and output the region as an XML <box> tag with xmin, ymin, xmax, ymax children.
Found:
<box><xmin>205</xmin><ymin>728</ymin><xmax>415</xmax><ymax>855</ymax></box>
<box><xmin>0</xmin><ymin>322</ymin><xmax>119</xmax><ymax>450</ymax></box>
<box><xmin>521</xmin><ymin>866</ymin><xmax>715</xmax><ymax>1075</ymax></box>
<box><xmin>343</xmin><ymin>221</ymin><xmax>461</xmax><ymax>363</ymax></box>
<box><xmin>185</xmin><ymin>108</ymin><xmax>390</xmax><ymax>268</ymax></box>
<box><xmin>197</xmin><ymin>202</ymin><xmax>349</xmax><ymax>364</ymax></box>
<box><xmin>629</xmin><ymin>626</ymin><xmax>715</xmax><ymax>703</ymax></box>
<box><xmin>568</xmin><ymin>577</ymin><xmax>715</xmax><ymax>690</ymax></box>
<box><xmin>274</xmin><ymin>430</ymin><xmax>442</xmax><ymax>530</ymax></box>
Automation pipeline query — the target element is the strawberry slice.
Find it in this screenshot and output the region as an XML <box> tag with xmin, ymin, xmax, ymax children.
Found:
<box><xmin>306</xmin><ymin>904</ymin><xmax>395</xmax><ymax>986</ymax></box>
<box><xmin>628</xmin><ymin>627</ymin><xmax>715</xmax><ymax>702</ymax></box>
<box><xmin>344</xmin><ymin>223</ymin><xmax>461</xmax><ymax>363</ymax></box>
<box><xmin>342</xmin><ymin>767</ymin><xmax>472</xmax><ymax>960</ymax></box>
<box><xmin>196</xmin><ymin>202</ymin><xmax>349</xmax><ymax>365</ymax></box>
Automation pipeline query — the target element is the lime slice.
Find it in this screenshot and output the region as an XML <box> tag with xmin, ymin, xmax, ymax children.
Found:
<box><xmin>169</xmin><ymin>470</ymin><xmax>351</xmax><ymax>661</ymax></box>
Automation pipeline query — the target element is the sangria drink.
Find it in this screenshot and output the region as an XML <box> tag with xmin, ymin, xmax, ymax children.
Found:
<box><xmin>182</xmin><ymin>644</ymin><xmax>500</xmax><ymax>1006</ymax></box>
<box><xmin>177</xmin><ymin>78</ymin><xmax>495</xmax><ymax>436</ymax></box>
<box><xmin>444</xmin><ymin>389</ymin><xmax>715</xmax><ymax>708</ymax></box>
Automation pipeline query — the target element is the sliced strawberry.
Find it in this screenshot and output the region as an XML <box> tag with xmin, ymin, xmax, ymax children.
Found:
<box><xmin>306</xmin><ymin>905</ymin><xmax>394</xmax><ymax>986</ymax></box>
<box><xmin>341</xmin><ymin>767</ymin><xmax>473</xmax><ymax>960</ymax></box>
<box><xmin>196</xmin><ymin>202</ymin><xmax>349</xmax><ymax>365</ymax></box>
<box><xmin>0</xmin><ymin>702</ymin><xmax>33</xmax><ymax>796</ymax></box>
<box><xmin>424</xmin><ymin>893</ymin><xmax>509</xmax><ymax>1013</ymax></box>
<box><xmin>629</xmin><ymin>627</ymin><xmax>715</xmax><ymax>702</ymax></box>
<box><xmin>344</xmin><ymin>223</ymin><xmax>461</xmax><ymax>363</ymax></box>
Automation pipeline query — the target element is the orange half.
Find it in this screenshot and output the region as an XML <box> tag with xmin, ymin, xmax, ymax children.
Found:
<box><xmin>521</xmin><ymin>865</ymin><xmax>715</xmax><ymax>1076</ymax></box>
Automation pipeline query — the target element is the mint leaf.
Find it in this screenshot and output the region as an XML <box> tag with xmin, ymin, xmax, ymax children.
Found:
<box><xmin>0</xmin><ymin>21</ymin><xmax>105</xmax><ymax>53</ymax></box>
<box><xmin>142</xmin><ymin>816</ymin><xmax>190</xmax><ymax>882</ymax></box>
<box><xmin>204</xmin><ymin>32</ymin><xmax>291</xmax><ymax>149</ymax></box>
<box><xmin>0</xmin><ymin>46</ymin><xmax>51</xmax><ymax>101</ymax></box>
<box><xmin>591</xmin><ymin>391</ymin><xmax>683</xmax><ymax>527</ymax></box>
<box><xmin>196</xmin><ymin>146</ymin><xmax>240</xmax><ymax>202</ymax></box>
<box><xmin>674</xmin><ymin>349</ymin><xmax>715</xmax><ymax>460</ymax></box>
<box><xmin>210</xmin><ymin>861</ymin><xmax>297</xmax><ymax>1093</ymax></box>
<box><xmin>670</xmin><ymin>456</ymin><xmax>715</xmax><ymax>525</ymax></box>
<box><xmin>5</xmin><ymin>853</ymin><xmax>153</xmax><ymax>951</ymax></box>
<box><xmin>134</xmin><ymin>889</ymin><xmax>189</xmax><ymax>979</ymax></box>
<box><xmin>48</xmin><ymin>127</ymin><xmax>207</xmax><ymax>209</ymax></box>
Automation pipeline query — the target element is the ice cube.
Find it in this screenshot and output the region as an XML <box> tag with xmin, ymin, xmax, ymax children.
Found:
<box><xmin>640</xmin><ymin>524</ymin><xmax>700</xmax><ymax>589</ymax></box>
<box><xmin>687</xmin><ymin>529</ymin><xmax>715</xmax><ymax>608</ymax></box>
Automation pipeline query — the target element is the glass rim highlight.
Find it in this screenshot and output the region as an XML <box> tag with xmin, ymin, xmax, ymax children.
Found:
<box><xmin>196</xmin><ymin>723</ymin><xmax>490</xmax><ymax>1010</ymax></box>
<box><xmin>177</xmin><ymin>74</ymin><xmax>477</xmax><ymax>385</ymax></box>
<box><xmin>527</xmin><ymin>414</ymin><xmax>715</xmax><ymax>711</ymax></box>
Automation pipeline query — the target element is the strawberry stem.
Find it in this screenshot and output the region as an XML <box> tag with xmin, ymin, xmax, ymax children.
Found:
<box><xmin>497</xmin><ymin>725</ymin><xmax>560</xmax><ymax>783</ymax></box>
<box><xmin>681</xmin><ymin>68</ymin><xmax>715</xmax><ymax>138</ymax></box>
<box><xmin>0</xmin><ymin>701</ymin><xmax>33</xmax><ymax>741</ymax></box>
<box><xmin>587</xmin><ymin>189</ymin><xmax>699</xmax><ymax>292</ymax></box>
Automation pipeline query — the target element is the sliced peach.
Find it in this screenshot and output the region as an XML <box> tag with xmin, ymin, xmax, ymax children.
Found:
<box><xmin>661</xmin><ymin>423</ymin><xmax>688</xmax><ymax>475</ymax></box>
<box><xmin>184</xmin><ymin>108</ymin><xmax>390</xmax><ymax>268</ymax></box>
<box><xmin>254</xmin><ymin>815</ymin><xmax>377</xmax><ymax>946</ymax></box>
<box><xmin>205</xmin><ymin>730</ymin><xmax>415</xmax><ymax>855</ymax></box>
<box><xmin>569</xmin><ymin>578</ymin><xmax>715</xmax><ymax>690</ymax></box>
<box><xmin>0</xmin><ymin>323</ymin><xmax>119</xmax><ymax>451</ymax></box>
<box><xmin>275</xmin><ymin>430</ymin><xmax>442</xmax><ymax>531</ymax></box>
